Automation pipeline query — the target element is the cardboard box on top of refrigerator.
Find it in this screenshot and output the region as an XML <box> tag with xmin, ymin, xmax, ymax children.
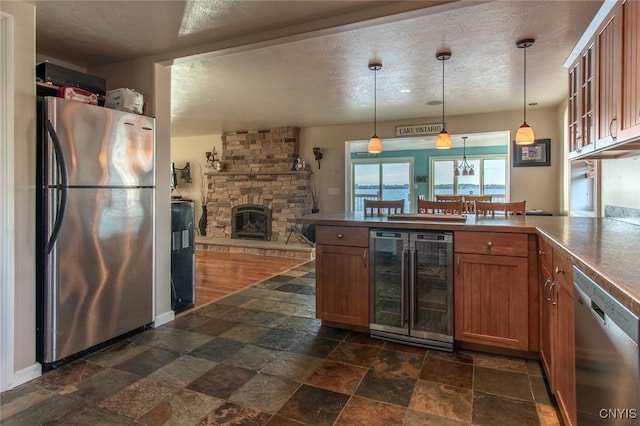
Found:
<box><xmin>105</xmin><ymin>88</ymin><xmax>144</xmax><ymax>114</ymax></box>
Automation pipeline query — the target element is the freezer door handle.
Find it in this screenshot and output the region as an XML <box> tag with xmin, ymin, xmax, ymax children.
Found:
<box><xmin>408</xmin><ymin>242</ymin><xmax>416</xmax><ymax>327</ymax></box>
<box><xmin>45</xmin><ymin>119</ymin><xmax>69</xmax><ymax>254</ymax></box>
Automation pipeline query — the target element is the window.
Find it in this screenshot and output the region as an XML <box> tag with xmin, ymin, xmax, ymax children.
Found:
<box><xmin>431</xmin><ymin>155</ymin><xmax>507</xmax><ymax>201</ymax></box>
<box><xmin>350</xmin><ymin>159</ymin><xmax>413</xmax><ymax>212</ymax></box>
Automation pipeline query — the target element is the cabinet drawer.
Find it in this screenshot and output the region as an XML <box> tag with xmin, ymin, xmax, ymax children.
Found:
<box><xmin>455</xmin><ymin>231</ymin><xmax>528</xmax><ymax>257</ymax></box>
<box><xmin>538</xmin><ymin>237</ymin><xmax>553</xmax><ymax>273</ymax></box>
<box><xmin>316</xmin><ymin>226</ymin><xmax>369</xmax><ymax>247</ymax></box>
<box><xmin>552</xmin><ymin>248</ymin><xmax>574</xmax><ymax>296</ymax></box>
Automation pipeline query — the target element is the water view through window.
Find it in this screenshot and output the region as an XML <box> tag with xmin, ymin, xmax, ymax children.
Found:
<box><xmin>353</xmin><ymin>162</ymin><xmax>411</xmax><ymax>211</ymax></box>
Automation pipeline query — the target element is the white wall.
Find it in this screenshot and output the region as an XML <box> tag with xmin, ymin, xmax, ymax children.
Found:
<box><xmin>299</xmin><ymin>107</ymin><xmax>564</xmax><ymax>214</ymax></box>
<box><xmin>170</xmin><ymin>134</ymin><xmax>223</xmax><ymax>221</ymax></box>
<box><xmin>1</xmin><ymin>0</ymin><xmax>39</xmax><ymax>388</ymax></box>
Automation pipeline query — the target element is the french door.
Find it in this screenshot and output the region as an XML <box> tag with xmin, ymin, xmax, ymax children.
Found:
<box><xmin>349</xmin><ymin>159</ymin><xmax>412</xmax><ymax>212</ymax></box>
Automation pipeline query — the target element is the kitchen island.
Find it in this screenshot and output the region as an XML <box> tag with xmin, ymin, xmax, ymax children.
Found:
<box><xmin>298</xmin><ymin>211</ymin><xmax>640</xmax><ymax>426</ymax></box>
<box><xmin>298</xmin><ymin>211</ymin><xmax>640</xmax><ymax>316</ymax></box>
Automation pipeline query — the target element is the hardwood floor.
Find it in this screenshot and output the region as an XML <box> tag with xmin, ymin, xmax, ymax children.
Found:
<box><xmin>192</xmin><ymin>250</ymin><xmax>309</xmax><ymax>309</ymax></box>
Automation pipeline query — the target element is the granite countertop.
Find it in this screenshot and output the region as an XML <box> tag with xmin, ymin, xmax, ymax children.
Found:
<box><xmin>298</xmin><ymin>212</ymin><xmax>640</xmax><ymax>315</ymax></box>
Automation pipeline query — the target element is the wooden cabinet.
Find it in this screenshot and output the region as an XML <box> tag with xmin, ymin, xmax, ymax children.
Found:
<box><xmin>595</xmin><ymin>4</ymin><xmax>622</xmax><ymax>148</ymax></box>
<box><xmin>568</xmin><ymin>40</ymin><xmax>596</xmax><ymax>159</ymax></box>
<box><xmin>596</xmin><ymin>0</ymin><xmax>640</xmax><ymax>148</ymax></box>
<box><xmin>551</xmin><ymin>250</ymin><xmax>576</xmax><ymax>426</ymax></box>
<box><xmin>537</xmin><ymin>238</ymin><xmax>554</xmax><ymax>389</ymax></box>
<box><xmin>538</xmin><ymin>238</ymin><xmax>576</xmax><ymax>426</ymax></box>
<box><xmin>617</xmin><ymin>0</ymin><xmax>640</xmax><ymax>143</ymax></box>
<box><xmin>454</xmin><ymin>232</ymin><xmax>529</xmax><ymax>351</ymax></box>
<box><xmin>315</xmin><ymin>226</ymin><xmax>369</xmax><ymax>327</ymax></box>
<box><xmin>569</xmin><ymin>0</ymin><xmax>640</xmax><ymax>158</ymax></box>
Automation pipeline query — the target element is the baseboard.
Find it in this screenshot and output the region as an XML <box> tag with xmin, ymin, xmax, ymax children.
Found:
<box><xmin>154</xmin><ymin>309</ymin><xmax>175</xmax><ymax>327</ymax></box>
<box><xmin>12</xmin><ymin>362</ymin><xmax>41</xmax><ymax>388</ymax></box>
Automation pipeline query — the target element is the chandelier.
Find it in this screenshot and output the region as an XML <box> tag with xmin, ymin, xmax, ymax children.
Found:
<box><xmin>454</xmin><ymin>136</ymin><xmax>474</xmax><ymax>176</ymax></box>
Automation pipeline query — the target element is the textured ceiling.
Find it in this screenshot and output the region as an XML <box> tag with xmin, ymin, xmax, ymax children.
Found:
<box><xmin>31</xmin><ymin>0</ymin><xmax>604</xmax><ymax>137</ymax></box>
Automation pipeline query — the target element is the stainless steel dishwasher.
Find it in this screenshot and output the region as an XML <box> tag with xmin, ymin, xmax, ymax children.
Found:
<box><xmin>574</xmin><ymin>266</ymin><xmax>639</xmax><ymax>425</ymax></box>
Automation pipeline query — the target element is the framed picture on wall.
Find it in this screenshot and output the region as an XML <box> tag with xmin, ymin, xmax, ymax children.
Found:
<box><xmin>513</xmin><ymin>139</ymin><xmax>551</xmax><ymax>167</ymax></box>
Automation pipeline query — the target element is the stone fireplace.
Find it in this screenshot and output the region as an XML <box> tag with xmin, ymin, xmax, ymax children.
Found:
<box><xmin>232</xmin><ymin>204</ymin><xmax>272</xmax><ymax>240</ymax></box>
<box><xmin>204</xmin><ymin>127</ymin><xmax>312</xmax><ymax>241</ymax></box>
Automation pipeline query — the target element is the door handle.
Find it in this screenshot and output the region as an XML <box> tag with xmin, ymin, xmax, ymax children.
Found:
<box><xmin>45</xmin><ymin>119</ymin><xmax>69</xmax><ymax>254</ymax></box>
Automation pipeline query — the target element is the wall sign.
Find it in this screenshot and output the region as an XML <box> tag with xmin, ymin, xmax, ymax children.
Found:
<box><xmin>395</xmin><ymin>123</ymin><xmax>444</xmax><ymax>137</ymax></box>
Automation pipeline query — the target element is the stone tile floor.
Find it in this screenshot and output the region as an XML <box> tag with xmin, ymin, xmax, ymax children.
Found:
<box><xmin>0</xmin><ymin>261</ymin><xmax>561</xmax><ymax>425</ymax></box>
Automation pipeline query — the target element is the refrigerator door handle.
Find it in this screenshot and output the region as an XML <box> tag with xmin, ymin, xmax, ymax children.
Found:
<box><xmin>45</xmin><ymin>119</ymin><xmax>69</xmax><ymax>254</ymax></box>
<box><xmin>409</xmin><ymin>242</ymin><xmax>416</xmax><ymax>329</ymax></box>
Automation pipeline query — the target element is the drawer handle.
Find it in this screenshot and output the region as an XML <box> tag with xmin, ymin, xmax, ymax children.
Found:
<box><xmin>336</xmin><ymin>234</ymin><xmax>344</xmax><ymax>238</ymax></box>
<box><xmin>486</xmin><ymin>241</ymin><xmax>493</xmax><ymax>248</ymax></box>
<box><xmin>554</xmin><ymin>267</ymin><xmax>564</xmax><ymax>275</ymax></box>
<box><xmin>538</xmin><ymin>249</ymin><xmax>545</xmax><ymax>256</ymax></box>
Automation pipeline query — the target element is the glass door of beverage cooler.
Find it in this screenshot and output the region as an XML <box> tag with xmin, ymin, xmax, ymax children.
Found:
<box><xmin>369</xmin><ymin>230</ymin><xmax>409</xmax><ymax>336</ymax></box>
<box><xmin>410</xmin><ymin>232</ymin><xmax>453</xmax><ymax>348</ymax></box>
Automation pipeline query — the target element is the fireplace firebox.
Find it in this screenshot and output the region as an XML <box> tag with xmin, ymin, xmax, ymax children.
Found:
<box><xmin>231</xmin><ymin>204</ymin><xmax>272</xmax><ymax>240</ymax></box>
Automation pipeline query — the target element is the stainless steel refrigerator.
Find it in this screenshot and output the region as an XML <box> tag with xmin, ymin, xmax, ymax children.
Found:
<box><xmin>369</xmin><ymin>230</ymin><xmax>454</xmax><ymax>350</ymax></box>
<box><xmin>36</xmin><ymin>96</ymin><xmax>155</xmax><ymax>368</ymax></box>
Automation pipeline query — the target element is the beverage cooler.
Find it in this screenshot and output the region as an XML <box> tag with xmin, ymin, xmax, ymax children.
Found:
<box><xmin>171</xmin><ymin>200</ymin><xmax>195</xmax><ymax>313</ymax></box>
<box><xmin>369</xmin><ymin>230</ymin><xmax>454</xmax><ymax>350</ymax></box>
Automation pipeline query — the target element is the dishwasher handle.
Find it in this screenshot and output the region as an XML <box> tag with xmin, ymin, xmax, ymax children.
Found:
<box><xmin>573</xmin><ymin>266</ymin><xmax>639</xmax><ymax>345</ymax></box>
<box><xmin>591</xmin><ymin>300</ymin><xmax>606</xmax><ymax>323</ymax></box>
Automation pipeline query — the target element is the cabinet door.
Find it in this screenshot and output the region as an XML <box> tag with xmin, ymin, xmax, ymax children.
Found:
<box><xmin>454</xmin><ymin>253</ymin><xmax>529</xmax><ymax>350</ymax></box>
<box><xmin>316</xmin><ymin>244</ymin><xmax>369</xmax><ymax>327</ymax></box>
<box><xmin>619</xmin><ymin>0</ymin><xmax>640</xmax><ymax>142</ymax></box>
<box><xmin>596</xmin><ymin>6</ymin><xmax>622</xmax><ymax>148</ymax></box>
<box><xmin>568</xmin><ymin>60</ymin><xmax>581</xmax><ymax>157</ymax></box>
<box><xmin>579</xmin><ymin>40</ymin><xmax>597</xmax><ymax>156</ymax></box>
<box><xmin>539</xmin><ymin>266</ymin><xmax>555</xmax><ymax>390</ymax></box>
<box><xmin>568</xmin><ymin>41</ymin><xmax>597</xmax><ymax>159</ymax></box>
<box><xmin>555</xmin><ymin>284</ymin><xmax>576</xmax><ymax>426</ymax></box>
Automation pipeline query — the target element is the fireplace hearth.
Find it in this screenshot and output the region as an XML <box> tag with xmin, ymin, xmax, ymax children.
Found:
<box><xmin>232</xmin><ymin>204</ymin><xmax>272</xmax><ymax>241</ymax></box>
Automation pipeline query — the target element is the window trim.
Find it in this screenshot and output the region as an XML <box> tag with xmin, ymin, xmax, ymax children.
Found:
<box><xmin>347</xmin><ymin>156</ymin><xmax>414</xmax><ymax>211</ymax></box>
<box><xmin>430</xmin><ymin>154</ymin><xmax>510</xmax><ymax>201</ymax></box>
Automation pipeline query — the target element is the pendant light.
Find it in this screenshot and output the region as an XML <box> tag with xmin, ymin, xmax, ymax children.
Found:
<box><xmin>368</xmin><ymin>60</ymin><xmax>383</xmax><ymax>153</ymax></box>
<box><xmin>515</xmin><ymin>38</ymin><xmax>535</xmax><ymax>145</ymax></box>
<box><xmin>435</xmin><ymin>51</ymin><xmax>452</xmax><ymax>149</ymax></box>
<box><xmin>454</xmin><ymin>136</ymin><xmax>474</xmax><ymax>176</ymax></box>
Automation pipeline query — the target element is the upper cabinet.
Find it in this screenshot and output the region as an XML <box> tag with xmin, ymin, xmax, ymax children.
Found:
<box><xmin>618</xmin><ymin>0</ymin><xmax>640</xmax><ymax>143</ymax></box>
<box><xmin>568</xmin><ymin>40</ymin><xmax>596</xmax><ymax>159</ymax></box>
<box><xmin>568</xmin><ymin>0</ymin><xmax>640</xmax><ymax>159</ymax></box>
<box><xmin>595</xmin><ymin>5</ymin><xmax>621</xmax><ymax>149</ymax></box>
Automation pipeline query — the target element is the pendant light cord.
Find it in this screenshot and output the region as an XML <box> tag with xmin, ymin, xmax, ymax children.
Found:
<box><xmin>523</xmin><ymin>44</ymin><xmax>527</xmax><ymax>123</ymax></box>
<box><xmin>441</xmin><ymin>56</ymin><xmax>445</xmax><ymax>126</ymax></box>
<box><xmin>373</xmin><ymin>67</ymin><xmax>377</xmax><ymax>136</ymax></box>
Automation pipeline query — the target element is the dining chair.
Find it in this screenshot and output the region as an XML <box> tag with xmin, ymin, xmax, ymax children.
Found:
<box><xmin>363</xmin><ymin>199</ymin><xmax>404</xmax><ymax>216</ymax></box>
<box><xmin>463</xmin><ymin>195</ymin><xmax>492</xmax><ymax>213</ymax></box>
<box><xmin>474</xmin><ymin>200</ymin><xmax>526</xmax><ymax>217</ymax></box>
<box><xmin>435</xmin><ymin>194</ymin><xmax>463</xmax><ymax>202</ymax></box>
<box><xmin>417</xmin><ymin>200</ymin><xmax>464</xmax><ymax>215</ymax></box>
